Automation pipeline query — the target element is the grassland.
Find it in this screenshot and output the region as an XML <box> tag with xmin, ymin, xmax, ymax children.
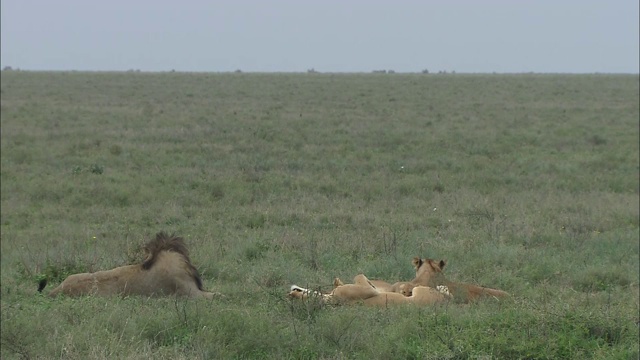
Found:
<box><xmin>1</xmin><ymin>71</ymin><xmax>638</xmax><ymax>359</ymax></box>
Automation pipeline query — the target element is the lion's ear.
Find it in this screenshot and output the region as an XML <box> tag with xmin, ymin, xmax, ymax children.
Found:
<box><xmin>439</xmin><ymin>260</ymin><xmax>447</xmax><ymax>270</ymax></box>
<box><xmin>412</xmin><ymin>257</ymin><xmax>423</xmax><ymax>269</ymax></box>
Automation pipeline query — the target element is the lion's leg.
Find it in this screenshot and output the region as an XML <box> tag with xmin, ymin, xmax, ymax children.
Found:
<box><xmin>454</xmin><ymin>283</ymin><xmax>509</xmax><ymax>302</ymax></box>
<box><xmin>198</xmin><ymin>291</ymin><xmax>220</xmax><ymax>299</ymax></box>
<box><xmin>332</xmin><ymin>283</ymin><xmax>380</xmax><ymax>302</ymax></box>
<box><xmin>352</xmin><ymin>274</ymin><xmax>374</xmax><ymax>287</ymax></box>
<box><xmin>368</xmin><ymin>279</ymin><xmax>393</xmax><ymax>292</ymax></box>
<box><xmin>362</xmin><ymin>274</ymin><xmax>394</xmax><ymax>293</ymax></box>
<box><xmin>177</xmin><ymin>281</ymin><xmax>216</xmax><ymax>299</ymax></box>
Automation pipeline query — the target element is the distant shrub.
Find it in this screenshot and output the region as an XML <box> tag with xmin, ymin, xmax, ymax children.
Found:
<box><xmin>243</xmin><ymin>213</ymin><xmax>266</xmax><ymax>229</ymax></box>
<box><xmin>89</xmin><ymin>164</ymin><xmax>104</xmax><ymax>175</ymax></box>
<box><xmin>588</xmin><ymin>134</ymin><xmax>607</xmax><ymax>146</ymax></box>
<box><xmin>209</xmin><ymin>183</ymin><xmax>225</xmax><ymax>200</ymax></box>
<box><xmin>109</xmin><ymin>144</ymin><xmax>122</xmax><ymax>155</ymax></box>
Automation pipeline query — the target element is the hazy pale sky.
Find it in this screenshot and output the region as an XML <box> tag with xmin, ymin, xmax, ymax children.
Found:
<box><xmin>1</xmin><ymin>0</ymin><xmax>638</xmax><ymax>73</ymax></box>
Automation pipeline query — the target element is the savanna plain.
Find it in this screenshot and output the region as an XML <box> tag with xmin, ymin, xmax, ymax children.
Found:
<box><xmin>0</xmin><ymin>71</ymin><xmax>638</xmax><ymax>359</ymax></box>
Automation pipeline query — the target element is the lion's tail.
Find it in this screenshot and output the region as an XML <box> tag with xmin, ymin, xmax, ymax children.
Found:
<box><xmin>37</xmin><ymin>278</ymin><xmax>48</xmax><ymax>293</ymax></box>
<box><xmin>481</xmin><ymin>287</ymin><xmax>510</xmax><ymax>299</ymax></box>
<box><xmin>465</xmin><ymin>284</ymin><xmax>510</xmax><ymax>300</ymax></box>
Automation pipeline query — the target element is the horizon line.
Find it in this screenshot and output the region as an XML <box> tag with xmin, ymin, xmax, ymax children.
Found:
<box><xmin>2</xmin><ymin>68</ymin><xmax>638</xmax><ymax>76</ymax></box>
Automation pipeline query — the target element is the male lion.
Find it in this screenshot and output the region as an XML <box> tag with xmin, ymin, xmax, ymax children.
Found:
<box><xmin>288</xmin><ymin>274</ymin><xmax>451</xmax><ymax>307</ymax></box>
<box><xmin>38</xmin><ymin>232</ymin><xmax>218</xmax><ymax>299</ymax></box>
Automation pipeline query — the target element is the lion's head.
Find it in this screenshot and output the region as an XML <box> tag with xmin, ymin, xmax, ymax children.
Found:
<box><xmin>390</xmin><ymin>281</ymin><xmax>416</xmax><ymax>296</ymax></box>
<box><xmin>411</xmin><ymin>256</ymin><xmax>509</xmax><ymax>302</ymax></box>
<box><xmin>412</xmin><ymin>256</ymin><xmax>447</xmax><ymax>287</ymax></box>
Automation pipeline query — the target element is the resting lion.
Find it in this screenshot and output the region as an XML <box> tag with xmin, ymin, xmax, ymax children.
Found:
<box><xmin>38</xmin><ymin>232</ymin><xmax>218</xmax><ymax>299</ymax></box>
<box><xmin>412</xmin><ymin>257</ymin><xmax>510</xmax><ymax>302</ymax></box>
<box><xmin>375</xmin><ymin>257</ymin><xmax>509</xmax><ymax>302</ymax></box>
<box><xmin>288</xmin><ymin>274</ymin><xmax>451</xmax><ymax>307</ymax></box>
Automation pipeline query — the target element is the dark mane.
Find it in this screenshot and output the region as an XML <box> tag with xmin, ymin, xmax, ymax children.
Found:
<box><xmin>141</xmin><ymin>232</ymin><xmax>205</xmax><ymax>291</ymax></box>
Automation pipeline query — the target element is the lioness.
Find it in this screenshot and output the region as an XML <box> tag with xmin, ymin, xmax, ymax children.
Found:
<box><xmin>38</xmin><ymin>232</ymin><xmax>218</xmax><ymax>299</ymax></box>
<box><xmin>289</xmin><ymin>274</ymin><xmax>451</xmax><ymax>307</ymax></box>
<box><xmin>366</xmin><ymin>258</ymin><xmax>449</xmax><ymax>295</ymax></box>
<box><xmin>409</xmin><ymin>257</ymin><xmax>509</xmax><ymax>302</ymax></box>
<box><xmin>369</xmin><ymin>257</ymin><xmax>509</xmax><ymax>302</ymax></box>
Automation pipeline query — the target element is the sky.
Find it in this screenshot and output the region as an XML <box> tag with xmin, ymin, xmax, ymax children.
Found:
<box><xmin>1</xmin><ymin>0</ymin><xmax>638</xmax><ymax>73</ymax></box>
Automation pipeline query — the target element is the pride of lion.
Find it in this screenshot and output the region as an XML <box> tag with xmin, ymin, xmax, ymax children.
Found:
<box><xmin>38</xmin><ymin>232</ymin><xmax>218</xmax><ymax>299</ymax></box>
<box><xmin>38</xmin><ymin>231</ymin><xmax>507</xmax><ymax>307</ymax></box>
<box><xmin>288</xmin><ymin>256</ymin><xmax>509</xmax><ymax>306</ymax></box>
<box><xmin>289</xmin><ymin>274</ymin><xmax>452</xmax><ymax>306</ymax></box>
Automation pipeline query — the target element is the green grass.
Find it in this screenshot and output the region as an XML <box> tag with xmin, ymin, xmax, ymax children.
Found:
<box><xmin>1</xmin><ymin>71</ymin><xmax>638</xmax><ymax>359</ymax></box>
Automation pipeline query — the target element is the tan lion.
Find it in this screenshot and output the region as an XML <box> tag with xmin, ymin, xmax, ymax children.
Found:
<box><xmin>38</xmin><ymin>232</ymin><xmax>218</xmax><ymax>299</ymax></box>
<box><xmin>288</xmin><ymin>274</ymin><xmax>451</xmax><ymax>307</ymax></box>
<box><xmin>367</xmin><ymin>257</ymin><xmax>509</xmax><ymax>302</ymax></box>
<box><xmin>408</xmin><ymin>257</ymin><xmax>509</xmax><ymax>302</ymax></box>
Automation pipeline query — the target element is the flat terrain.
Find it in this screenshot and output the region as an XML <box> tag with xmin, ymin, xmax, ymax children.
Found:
<box><xmin>1</xmin><ymin>71</ymin><xmax>638</xmax><ymax>359</ymax></box>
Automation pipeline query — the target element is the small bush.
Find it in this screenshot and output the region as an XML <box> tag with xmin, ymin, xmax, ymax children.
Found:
<box><xmin>588</xmin><ymin>134</ymin><xmax>607</xmax><ymax>146</ymax></box>
<box><xmin>89</xmin><ymin>164</ymin><xmax>104</xmax><ymax>174</ymax></box>
<box><xmin>109</xmin><ymin>144</ymin><xmax>122</xmax><ymax>155</ymax></box>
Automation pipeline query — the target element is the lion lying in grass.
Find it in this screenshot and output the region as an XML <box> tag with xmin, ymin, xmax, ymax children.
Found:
<box><xmin>289</xmin><ymin>274</ymin><xmax>451</xmax><ymax>307</ymax></box>
<box><xmin>374</xmin><ymin>257</ymin><xmax>509</xmax><ymax>303</ymax></box>
<box><xmin>38</xmin><ymin>232</ymin><xmax>218</xmax><ymax>299</ymax></box>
